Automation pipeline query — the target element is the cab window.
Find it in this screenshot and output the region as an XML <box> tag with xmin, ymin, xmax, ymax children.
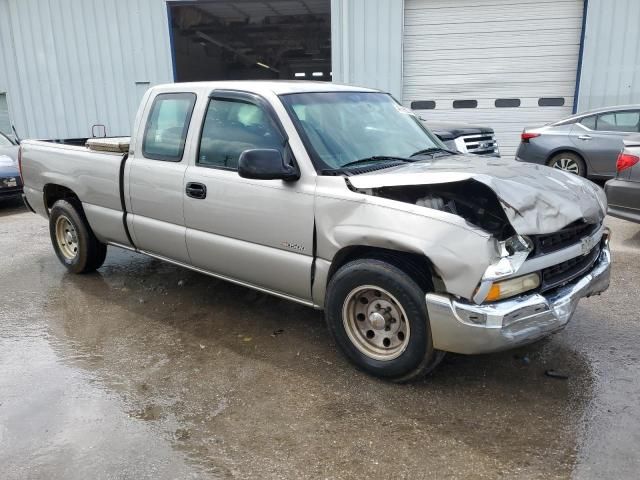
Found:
<box><xmin>197</xmin><ymin>98</ymin><xmax>283</xmax><ymax>170</ymax></box>
<box><xmin>579</xmin><ymin>115</ymin><xmax>596</xmax><ymax>130</ymax></box>
<box><xmin>142</xmin><ymin>93</ymin><xmax>196</xmax><ymax>161</ymax></box>
<box><xmin>596</xmin><ymin>111</ymin><xmax>640</xmax><ymax>132</ymax></box>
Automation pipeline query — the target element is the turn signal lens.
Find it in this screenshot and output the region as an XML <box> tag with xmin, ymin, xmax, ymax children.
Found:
<box><xmin>484</xmin><ymin>273</ymin><xmax>541</xmax><ymax>302</ymax></box>
<box><xmin>616</xmin><ymin>152</ymin><xmax>639</xmax><ymax>172</ymax></box>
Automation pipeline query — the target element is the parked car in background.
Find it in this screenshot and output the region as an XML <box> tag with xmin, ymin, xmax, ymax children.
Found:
<box><xmin>605</xmin><ymin>135</ymin><xmax>640</xmax><ymax>223</ymax></box>
<box><xmin>0</xmin><ymin>131</ymin><xmax>22</xmax><ymax>199</ymax></box>
<box><xmin>20</xmin><ymin>81</ymin><xmax>610</xmax><ymax>380</ymax></box>
<box><xmin>420</xmin><ymin>119</ymin><xmax>500</xmax><ymax>157</ymax></box>
<box><xmin>0</xmin><ymin>130</ymin><xmax>19</xmax><ymax>159</ymax></box>
<box><xmin>516</xmin><ymin>105</ymin><xmax>640</xmax><ymax>178</ymax></box>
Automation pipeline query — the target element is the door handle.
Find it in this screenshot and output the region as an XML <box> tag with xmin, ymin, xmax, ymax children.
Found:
<box><xmin>186</xmin><ymin>182</ymin><xmax>207</xmax><ymax>199</ymax></box>
<box><xmin>578</xmin><ymin>135</ymin><xmax>592</xmax><ymax>141</ymax></box>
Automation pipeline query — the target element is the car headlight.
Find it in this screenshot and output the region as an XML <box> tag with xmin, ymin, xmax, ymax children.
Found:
<box><xmin>483</xmin><ymin>273</ymin><xmax>541</xmax><ymax>302</ymax></box>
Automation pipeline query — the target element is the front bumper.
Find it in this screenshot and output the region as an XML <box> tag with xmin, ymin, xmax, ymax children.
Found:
<box><xmin>0</xmin><ymin>186</ymin><xmax>23</xmax><ymax>198</ymax></box>
<box><xmin>426</xmin><ymin>244</ymin><xmax>611</xmax><ymax>354</ymax></box>
<box><xmin>0</xmin><ymin>176</ymin><xmax>23</xmax><ymax>198</ymax></box>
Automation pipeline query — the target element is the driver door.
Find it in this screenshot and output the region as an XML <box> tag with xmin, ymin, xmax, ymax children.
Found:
<box><xmin>183</xmin><ymin>91</ymin><xmax>315</xmax><ymax>302</ymax></box>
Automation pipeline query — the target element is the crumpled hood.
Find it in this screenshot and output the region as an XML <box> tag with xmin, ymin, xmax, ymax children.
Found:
<box><xmin>347</xmin><ymin>154</ymin><xmax>607</xmax><ymax>235</ymax></box>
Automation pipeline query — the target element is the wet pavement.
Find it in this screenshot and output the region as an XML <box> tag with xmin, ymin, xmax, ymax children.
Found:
<box><xmin>1</xmin><ymin>196</ymin><xmax>639</xmax><ymax>479</ymax></box>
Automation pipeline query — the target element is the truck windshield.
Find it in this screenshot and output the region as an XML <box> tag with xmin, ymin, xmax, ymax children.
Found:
<box><xmin>280</xmin><ymin>92</ymin><xmax>446</xmax><ymax>172</ymax></box>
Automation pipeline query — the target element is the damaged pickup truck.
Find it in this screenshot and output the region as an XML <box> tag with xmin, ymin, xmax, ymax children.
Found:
<box><xmin>20</xmin><ymin>82</ymin><xmax>611</xmax><ymax>381</ymax></box>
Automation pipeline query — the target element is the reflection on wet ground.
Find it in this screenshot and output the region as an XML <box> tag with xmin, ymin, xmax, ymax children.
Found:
<box><xmin>1</xmin><ymin>206</ymin><xmax>639</xmax><ymax>479</ymax></box>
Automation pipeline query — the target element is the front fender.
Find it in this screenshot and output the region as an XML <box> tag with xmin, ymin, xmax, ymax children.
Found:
<box><xmin>314</xmin><ymin>185</ymin><xmax>498</xmax><ymax>304</ymax></box>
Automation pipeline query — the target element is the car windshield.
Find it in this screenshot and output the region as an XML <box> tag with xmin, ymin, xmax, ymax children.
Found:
<box><xmin>280</xmin><ymin>92</ymin><xmax>446</xmax><ymax>171</ymax></box>
<box><xmin>0</xmin><ymin>132</ymin><xmax>14</xmax><ymax>147</ymax></box>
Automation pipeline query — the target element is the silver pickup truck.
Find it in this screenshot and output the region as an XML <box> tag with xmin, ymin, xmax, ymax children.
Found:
<box><xmin>20</xmin><ymin>81</ymin><xmax>611</xmax><ymax>381</ymax></box>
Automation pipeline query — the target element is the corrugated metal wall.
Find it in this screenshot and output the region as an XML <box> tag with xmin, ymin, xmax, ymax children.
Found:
<box><xmin>0</xmin><ymin>0</ymin><xmax>174</xmax><ymax>140</ymax></box>
<box><xmin>577</xmin><ymin>0</ymin><xmax>640</xmax><ymax>112</ymax></box>
<box><xmin>404</xmin><ymin>0</ymin><xmax>583</xmax><ymax>157</ymax></box>
<box><xmin>330</xmin><ymin>0</ymin><xmax>404</xmax><ymax>100</ymax></box>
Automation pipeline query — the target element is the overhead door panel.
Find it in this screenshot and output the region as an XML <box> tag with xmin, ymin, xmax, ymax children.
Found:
<box><xmin>403</xmin><ymin>0</ymin><xmax>584</xmax><ymax>157</ymax></box>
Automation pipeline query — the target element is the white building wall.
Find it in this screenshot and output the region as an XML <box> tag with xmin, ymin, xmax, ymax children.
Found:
<box><xmin>330</xmin><ymin>0</ymin><xmax>404</xmax><ymax>100</ymax></box>
<box><xmin>0</xmin><ymin>0</ymin><xmax>174</xmax><ymax>140</ymax></box>
<box><xmin>577</xmin><ymin>0</ymin><xmax>640</xmax><ymax>112</ymax></box>
<box><xmin>403</xmin><ymin>0</ymin><xmax>583</xmax><ymax>157</ymax></box>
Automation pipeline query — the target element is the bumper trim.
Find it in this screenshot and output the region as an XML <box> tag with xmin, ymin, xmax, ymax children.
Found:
<box><xmin>426</xmin><ymin>244</ymin><xmax>611</xmax><ymax>355</ymax></box>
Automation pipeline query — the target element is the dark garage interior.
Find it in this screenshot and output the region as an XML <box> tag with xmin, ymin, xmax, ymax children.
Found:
<box><xmin>168</xmin><ymin>0</ymin><xmax>331</xmax><ymax>82</ymax></box>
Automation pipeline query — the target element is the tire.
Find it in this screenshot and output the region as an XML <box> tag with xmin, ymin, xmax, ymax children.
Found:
<box><xmin>547</xmin><ymin>152</ymin><xmax>586</xmax><ymax>177</ymax></box>
<box><xmin>49</xmin><ymin>199</ymin><xmax>107</xmax><ymax>274</ymax></box>
<box><xmin>325</xmin><ymin>259</ymin><xmax>445</xmax><ymax>382</ymax></box>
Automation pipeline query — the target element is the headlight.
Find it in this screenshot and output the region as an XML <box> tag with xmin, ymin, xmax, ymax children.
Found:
<box><xmin>483</xmin><ymin>273</ymin><xmax>540</xmax><ymax>302</ymax></box>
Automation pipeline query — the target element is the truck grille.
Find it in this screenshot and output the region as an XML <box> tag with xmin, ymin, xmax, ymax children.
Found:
<box><xmin>540</xmin><ymin>244</ymin><xmax>601</xmax><ymax>292</ymax></box>
<box><xmin>531</xmin><ymin>221</ymin><xmax>600</xmax><ymax>256</ymax></box>
<box><xmin>461</xmin><ymin>134</ymin><xmax>499</xmax><ymax>156</ymax></box>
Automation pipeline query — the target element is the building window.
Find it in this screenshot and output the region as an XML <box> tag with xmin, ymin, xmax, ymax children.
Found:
<box><xmin>411</xmin><ymin>100</ymin><xmax>436</xmax><ymax>110</ymax></box>
<box><xmin>538</xmin><ymin>97</ymin><xmax>565</xmax><ymax>107</ymax></box>
<box><xmin>495</xmin><ymin>98</ymin><xmax>521</xmax><ymax>108</ymax></box>
<box><xmin>169</xmin><ymin>1</ymin><xmax>331</xmax><ymax>82</ymax></box>
<box><xmin>453</xmin><ymin>100</ymin><xmax>477</xmax><ymax>109</ymax></box>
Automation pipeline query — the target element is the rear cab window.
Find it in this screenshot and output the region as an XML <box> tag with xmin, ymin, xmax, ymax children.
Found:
<box><xmin>142</xmin><ymin>92</ymin><xmax>197</xmax><ymax>161</ymax></box>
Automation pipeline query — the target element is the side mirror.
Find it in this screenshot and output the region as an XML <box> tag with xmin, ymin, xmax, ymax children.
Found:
<box><xmin>238</xmin><ymin>149</ymin><xmax>300</xmax><ymax>181</ymax></box>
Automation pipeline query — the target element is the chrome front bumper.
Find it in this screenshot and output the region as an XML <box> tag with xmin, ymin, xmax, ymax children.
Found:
<box><xmin>426</xmin><ymin>245</ymin><xmax>611</xmax><ymax>355</ymax></box>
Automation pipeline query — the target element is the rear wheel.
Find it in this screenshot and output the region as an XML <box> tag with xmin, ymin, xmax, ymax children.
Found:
<box><xmin>547</xmin><ymin>152</ymin><xmax>586</xmax><ymax>176</ymax></box>
<box><xmin>49</xmin><ymin>199</ymin><xmax>107</xmax><ymax>273</ymax></box>
<box><xmin>325</xmin><ymin>259</ymin><xmax>444</xmax><ymax>382</ymax></box>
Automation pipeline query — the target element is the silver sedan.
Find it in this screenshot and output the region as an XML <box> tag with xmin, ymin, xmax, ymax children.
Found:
<box><xmin>515</xmin><ymin>105</ymin><xmax>640</xmax><ymax>178</ymax></box>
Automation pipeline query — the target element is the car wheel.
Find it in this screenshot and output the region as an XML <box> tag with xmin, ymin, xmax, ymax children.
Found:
<box><xmin>49</xmin><ymin>199</ymin><xmax>107</xmax><ymax>273</ymax></box>
<box><xmin>325</xmin><ymin>259</ymin><xmax>445</xmax><ymax>382</ymax></box>
<box><xmin>547</xmin><ymin>152</ymin><xmax>586</xmax><ymax>176</ymax></box>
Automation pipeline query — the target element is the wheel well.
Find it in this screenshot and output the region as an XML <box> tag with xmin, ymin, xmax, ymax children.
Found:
<box><xmin>547</xmin><ymin>149</ymin><xmax>588</xmax><ymax>173</ymax></box>
<box><xmin>327</xmin><ymin>246</ymin><xmax>438</xmax><ymax>293</ymax></box>
<box><xmin>43</xmin><ymin>184</ymin><xmax>81</xmax><ymax>211</ymax></box>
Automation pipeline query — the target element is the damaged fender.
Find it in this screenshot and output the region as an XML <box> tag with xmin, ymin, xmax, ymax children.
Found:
<box><xmin>313</xmin><ymin>177</ymin><xmax>499</xmax><ymax>305</ymax></box>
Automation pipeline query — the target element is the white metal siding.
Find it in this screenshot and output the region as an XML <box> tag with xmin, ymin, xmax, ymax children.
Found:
<box><xmin>0</xmin><ymin>0</ymin><xmax>174</xmax><ymax>140</ymax></box>
<box><xmin>577</xmin><ymin>0</ymin><xmax>640</xmax><ymax>111</ymax></box>
<box><xmin>403</xmin><ymin>0</ymin><xmax>584</xmax><ymax>157</ymax></box>
<box><xmin>331</xmin><ymin>0</ymin><xmax>404</xmax><ymax>100</ymax></box>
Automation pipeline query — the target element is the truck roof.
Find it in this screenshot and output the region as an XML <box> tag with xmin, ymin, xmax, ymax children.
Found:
<box><xmin>150</xmin><ymin>80</ymin><xmax>380</xmax><ymax>96</ymax></box>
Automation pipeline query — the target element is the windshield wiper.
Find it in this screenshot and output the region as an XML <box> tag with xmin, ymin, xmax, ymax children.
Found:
<box><xmin>409</xmin><ymin>147</ymin><xmax>456</xmax><ymax>158</ymax></box>
<box><xmin>340</xmin><ymin>156</ymin><xmax>412</xmax><ymax>169</ymax></box>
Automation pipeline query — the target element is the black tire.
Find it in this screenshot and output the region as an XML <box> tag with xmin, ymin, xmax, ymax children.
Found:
<box><xmin>547</xmin><ymin>152</ymin><xmax>586</xmax><ymax>177</ymax></box>
<box><xmin>325</xmin><ymin>259</ymin><xmax>444</xmax><ymax>382</ymax></box>
<box><xmin>49</xmin><ymin>199</ymin><xmax>107</xmax><ymax>274</ymax></box>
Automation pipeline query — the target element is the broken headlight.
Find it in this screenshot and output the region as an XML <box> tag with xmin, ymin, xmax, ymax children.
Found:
<box><xmin>473</xmin><ymin>235</ymin><xmax>534</xmax><ymax>304</ymax></box>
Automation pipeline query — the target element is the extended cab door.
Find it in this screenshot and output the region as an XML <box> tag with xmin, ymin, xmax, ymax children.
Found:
<box><xmin>127</xmin><ymin>92</ymin><xmax>196</xmax><ymax>263</ymax></box>
<box><xmin>183</xmin><ymin>90</ymin><xmax>315</xmax><ymax>302</ymax></box>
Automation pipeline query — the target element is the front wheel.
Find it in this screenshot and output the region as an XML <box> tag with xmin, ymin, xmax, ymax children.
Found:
<box><xmin>49</xmin><ymin>199</ymin><xmax>107</xmax><ymax>273</ymax></box>
<box><xmin>325</xmin><ymin>259</ymin><xmax>444</xmax><ymax>382</ymax></box>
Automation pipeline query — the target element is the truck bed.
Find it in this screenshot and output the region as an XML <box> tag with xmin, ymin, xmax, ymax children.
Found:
<box><xmin>20</xmin><ymin>139</ymin><xmax>132</xmax><ymax>247</ymax></box>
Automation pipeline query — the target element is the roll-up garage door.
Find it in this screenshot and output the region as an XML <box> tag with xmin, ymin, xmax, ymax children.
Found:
<box><xmin>403</xmin><ymin>0</ymin><xmax>584</xmax><ymax>157</ymax></box>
